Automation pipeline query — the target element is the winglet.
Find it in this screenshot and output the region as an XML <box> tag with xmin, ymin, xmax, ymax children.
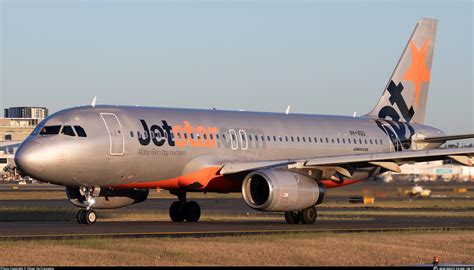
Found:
<box><xmin>285</xmin><ymin>105</ymin><xmax>291</xmax><ymax>115</ymax></box>
<box><xmin>91</xmin><ymin>96</ymin><xmax>97</xmax><ymax>108</ymax></box>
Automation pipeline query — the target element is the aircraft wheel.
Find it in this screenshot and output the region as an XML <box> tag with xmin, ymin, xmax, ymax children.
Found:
<box><xmin>169</xmin><ymin>201</ymin><xmax>185</xmax><ymax>222</ymax></box>
<box><xmin>284</xmin><ymin>211</ymin><xmax>301</xmax><ymax>224</ymax></box>
<box><xmin>76</xmin><ymin>209</ymin><xmax>85</xmax><ymax>224</ymax></box>
<box><xmin>184</xmin><ymin>201</ymin><xmax>201</xmax><ymax>222</ymax></box>
<box><xmin>84</xmin><ymin>209</ymin><xmax>97</xmax><ymax>225</ymax></box>
<box><xmin>299</xmin><ymin>206</ymin><xmax>317</xmax><ymax>224</ymax></box>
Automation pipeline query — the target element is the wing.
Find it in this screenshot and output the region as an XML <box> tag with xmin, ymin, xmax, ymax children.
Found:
<box><xmin>219</xmin><ymin>147</ymin><xmax>474</xmax><ymax>176</ymax></box>
<box><xmin>411</xmin><ymin>133</ymin><xmax>474</xmax><ymax>143</ymax></box>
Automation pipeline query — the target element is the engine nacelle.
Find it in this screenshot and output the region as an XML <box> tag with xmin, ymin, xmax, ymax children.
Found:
<box><xmin>66</xmin><ymin>187</ymin><xmax>149</xmax><ymax>209</ymax></box>
<box><xmin>242</xmin><ymin>170</ymin><xmax>325</xmax><ymax>212</ymax></box>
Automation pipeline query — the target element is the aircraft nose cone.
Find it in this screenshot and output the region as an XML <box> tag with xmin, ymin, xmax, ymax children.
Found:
<box><xmin>14</xmin><ymin>141</ymin><xmax>46</xmax><ymax>177</ymax></box>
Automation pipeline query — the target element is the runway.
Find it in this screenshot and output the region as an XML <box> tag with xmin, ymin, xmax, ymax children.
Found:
<box><xmin>1</xmin><ymin>183</ymin><xmax>473</xmax><ymax>240</ymax></box>
<box><xmin>0</xmin><ymin>199</ymin><xmax>472</xmax><ymax>240</ymax></box>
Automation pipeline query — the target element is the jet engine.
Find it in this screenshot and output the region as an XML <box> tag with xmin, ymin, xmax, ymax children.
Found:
<box><xmin>66</xmin><ymin>187</ymin><xmax>149</xmax><ymax>209</ymax></box>
<box><xmin>242</xmin><ymin>170</ymin><xmax>325</xmax><ymax>212</ymax></box>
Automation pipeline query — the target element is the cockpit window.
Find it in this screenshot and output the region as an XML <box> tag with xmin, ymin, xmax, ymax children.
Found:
<box><xmin>74</xmin><ymin>126</ymin><xmax>87</xmax><ymax>137</ymax></box>
<box><xmin>61</xmin><ymin>125</ymin><xmax>76</xmax><ymax>137</ymax></box>
<box><xmin>39</xmin><ymin>125</ymin><xmax>62</xmax><ymax>135</ymax></box>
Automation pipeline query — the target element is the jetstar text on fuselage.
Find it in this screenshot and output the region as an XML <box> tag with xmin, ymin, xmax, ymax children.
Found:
<box><xmin>138</xmin><ymin>119</ymin><xmax>218</xmax><ymax>148</ymax></box>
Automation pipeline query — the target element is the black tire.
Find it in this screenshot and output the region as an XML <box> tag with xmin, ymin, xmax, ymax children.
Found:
<box><xmin>169</xmin><ymin>201</ymin><xmax>185</xmax><ymax>222</ymax></box>
<box><xmin>299</xmin><ymin>207</ymin><xmax>317</xmax><ymax>224</ymax></box>
<box><xmin>85</xmin><ymin>209</ymin><xmax>97</xmax><ymax>225</ymax></box>
<box><xmin>76</xmin><ymin>209</ymin><xmax>85</xmax><ymax>224</ymax></box>
<box><xmin>284</xmin><ymin>211</ymin><xmax>301</xmax><ymax>224</ymax></box>
<box><xmin>184</xmin><ymin>201</ymin><xmax>201</xmax><ymax>222</ymax></box>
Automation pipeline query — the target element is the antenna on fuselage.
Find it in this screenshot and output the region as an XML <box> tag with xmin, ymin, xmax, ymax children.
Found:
<box><xmin>285</xmin><ymin>105</ymin><xmax>291</xmax><ymax>115</ymax></box>
<box><xmin>91</xmin><ymin>96</ymin><xmax>97</xmax><ymax>108</ymax></box>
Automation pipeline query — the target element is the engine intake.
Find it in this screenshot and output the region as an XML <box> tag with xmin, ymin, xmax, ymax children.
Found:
<box><xmin>66</xmin><ymin>187</ymin><xmax>149</xmax><ymax>209</ymax></box>
<box><xmin>242</xmin><ymin>170</ymin><xmax>325</xmax><ymax>212</ymax></box>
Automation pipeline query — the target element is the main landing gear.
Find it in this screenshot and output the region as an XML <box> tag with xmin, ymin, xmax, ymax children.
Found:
<box><xmin>284</xmin><ymin>206</ymin><xmax>317</xmax><ymax>224</ymax></box>
<box><xmin>77</xmin><ymin>186</ymin><xmax>98</xmax><ymax>225</ymax></box>
<box><xmin>169</xmin><ymin>191</ymin><xmax>201</xmax><ymax>222</ymax></box>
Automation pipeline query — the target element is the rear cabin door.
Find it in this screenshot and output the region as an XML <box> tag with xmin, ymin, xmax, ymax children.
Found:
<box><xmin>100</xmin><ymin>113</ymin><xmax>125</xmax><ymax>156</ymax></box>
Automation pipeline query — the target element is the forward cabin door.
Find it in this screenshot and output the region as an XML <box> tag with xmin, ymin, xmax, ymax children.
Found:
<box><xmin>100</xmin><ymin>113</ymin><xmax>125</xmax><ymax>156</ymax></box>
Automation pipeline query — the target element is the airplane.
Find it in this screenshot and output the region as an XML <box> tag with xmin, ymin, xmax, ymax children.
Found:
<box><xmin>14</xmin><ymin>18</ymin><xmax>474</xmax><ymax>225</ymax></box>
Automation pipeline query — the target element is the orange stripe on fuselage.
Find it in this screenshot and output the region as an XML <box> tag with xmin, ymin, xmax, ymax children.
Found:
<box><xmin>111</xmin><ymin>166</ymin><xmax>242</xmax><ymax>193</ymax></box>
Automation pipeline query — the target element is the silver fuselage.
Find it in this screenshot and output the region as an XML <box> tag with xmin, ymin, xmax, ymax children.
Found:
<box><xmin>15</xmin><ymin>105</ymin><xmax>444</xmax><ymax>189</ymax></box>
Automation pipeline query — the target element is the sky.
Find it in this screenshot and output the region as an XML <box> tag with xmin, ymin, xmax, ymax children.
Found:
<box><xmin>0</xmin><ymin>0</ymin><xmax>472</xmax><ymax>135</ymax></box>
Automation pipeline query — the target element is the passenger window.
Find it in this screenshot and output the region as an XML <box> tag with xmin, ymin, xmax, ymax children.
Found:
<box><xmin>326</xmin><ymin>138</ymin><xmax>329</xmax><ymax>143</ymax></box>
<box><xmin>375</xmin><ymin>139</ymin><xmax>378</xmax><ymax>145</ymax></box>
<box><xmin>331</xmin><ymin>138</ymin><xmax>334</xmax><ymax>143</ymax></box>
<box><xmin>61</xmin><ymin>126</ymin><xmax>76</xmax><ymax>137</ymax></box>
<box><xmin>337</xmin><ymin>138</ymin><xmax>340</xmax><ymax>143</ymax></box>
<box><xmin>342</xmin><ymin>138</ymin><xmax>345</xmax><ymax>143</ymax></box>
<box><xmin>130</xmin><ymin>131</ymin><xmax>134</xmax><ymax>138</ymax></box>
<box><xmin>297</xmin><ymin>137</ymin><xmax>300</xmax><ymax>142</ymax></box>
<box><xmin>210</xmin><ymin>134</ymin><xmax>213</xmax><ymax>140</ymax></box>
<box><xmin>255</xmin><ymin>135</ymin><xmax>259</xmax><ymax>141</ymax></box>
<box><xmin>40</xmin><ymin>125</ymin><xmax>62</xmax><ymax>135</ymax></box>
<box><xmin>291</xmin><ymin>136</ymin><xmax>294</xmax><ymax>142</ymax></box>
<box><xmin>370</xmin><ymin>139</ymin><xmax>373</xmax><ymax>144</ymax></box>
<box><xmin>353</xmin><ymin>138</ymin><xmax>357</xmax><ymax>144</ymax></box>
<box><xmin>279</xmin><ymin>136</ymin><xmax>282</xmax><ymax>142</ymax></box>
<box><xmin>308</xmin><ymin>137</ymin><xmax>312</xmax><ymax>143</ymax></box>
<box><xmin>285</xmin><ymin>136</ymin><xmax>288</xmax><ymax>142</ymax></box>
<box><xmin>267</xmin><ymin>136</ymin><xmax>271</xmax><ymax>141</ymax></box>
<box><xmin>248</xmin><ymin>134</ymin><xmax>252</xmax><ymax>141</ymax></box>
<box><xmin>314</xmin><ymin>137</ymin><xmax>317</xmax><ymax>143</ymax></box>
<box><xmin>273</xmin><ymin>136</ymin><xmax>276</xmax><ymax>141</ymax></box>
<box><xmin>359</xmin><ymin>139</ymin><xmax>362</xmax><ymax>144</ymax></box>
<box><xmin>74</xmin><ymin>126</ymin><xmax>87</xmax><ymax>137</ymax></box>
<box><xmin>380</xmin><ymin>139</ymin><xmax>383</xmax><ymax>145</ymax></box>
<box><xmin>184</xmin><ymin>133</ymin><xmax>188</xmax><ymax>139</ymax></box>
<box><xmin>302</xmin><ymin>137</ymin><xmax>306</xmax><ymax>142</ymax></box>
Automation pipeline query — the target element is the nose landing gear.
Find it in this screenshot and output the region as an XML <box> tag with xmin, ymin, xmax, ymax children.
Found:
<box><xmin>169</xmin><ymin>191</ymin><xmax>201</xmax><ymax>222</ymax></box>
<box><xmin>76</xmin><ymin>186</ymin><xmax>99</xmax><ymax>225</ymax></box>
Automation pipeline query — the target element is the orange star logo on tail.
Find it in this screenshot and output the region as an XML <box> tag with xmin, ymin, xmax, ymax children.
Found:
<box><xmin>403</xmin><ymin>38</ymin><xmax>431</xmax><ymax>108</ymax></box>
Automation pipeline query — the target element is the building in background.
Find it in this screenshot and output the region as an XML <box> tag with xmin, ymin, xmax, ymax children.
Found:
<box><xmin>4</xmin><ymin>107</ymin><xmax>48</xmax><ymax>119</ymax></box>
<box><xmin>1</xmin><ymin>106</ymin><xmax>47</xmax><ymax>142</ymax></box>
<box><xmin>0</xmin><ymin>118</ymin><xmax>39</xmax><ymax>141</ymax></box>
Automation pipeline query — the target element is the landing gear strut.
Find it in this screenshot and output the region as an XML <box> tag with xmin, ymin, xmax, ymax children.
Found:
<box><xmin>77</xmin><ymin>186</ymin><xmax>99</xmax><ymax>225</ymax></box>
<box><xmin>169</xmin><ymin>191</ymin><xmax>201</xmax><ymax>222</ymax></box>
<box><xmin>284</xmin><ymin>206</ymin><xmax>317</xmax><ymax>224</ymax></box>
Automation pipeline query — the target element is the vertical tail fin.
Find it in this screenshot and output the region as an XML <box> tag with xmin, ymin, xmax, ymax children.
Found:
<box><xmin>366</xmin><ymin>18</ymin><xmax>438</xmax><ymax>124</ymax></box>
